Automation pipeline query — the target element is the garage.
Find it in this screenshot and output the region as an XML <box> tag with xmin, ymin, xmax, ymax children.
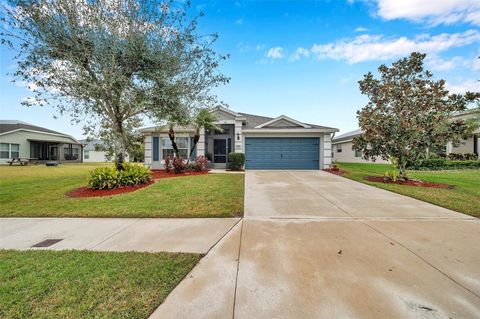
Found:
<box><xmin>245</xmin><ymin>137</ymin><xmax>320</xmax><ymax>169</ymax></box>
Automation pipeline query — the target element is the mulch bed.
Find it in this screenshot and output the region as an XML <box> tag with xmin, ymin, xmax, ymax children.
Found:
<box><xmin>67</xmin><ymin>181</ymin><xmax>155</xmax><ymax>198</ymax></box>
<box><xmin>365</xmin><ymin>176</ymin><xmax>453</xmax><ymax>189</ymax></box>
<box><xmin>68</xmin><ymin>170</ymin><xmax>210</xmax><ymax>198</ymax></box>
<box><xmin>150</xmin><ymin>169</ymin><xmax>210</xmax><ymax>179</ymax></box>
<box><xmin>322</xmin><ymin>168</ymin><xmax>345</xmax><ymax>176</ymax></box>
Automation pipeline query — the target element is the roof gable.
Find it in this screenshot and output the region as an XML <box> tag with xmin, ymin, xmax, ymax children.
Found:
<box><xmin>255</xmin><ymin>115</ymin><xmax>311</xmax><ymax>129</ymax></box>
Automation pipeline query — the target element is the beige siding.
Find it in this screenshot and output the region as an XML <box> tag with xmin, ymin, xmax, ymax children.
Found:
<box><xmin>451</xmin><ymin>136</ymin><xmax>475</xmax><ymax>154</ymax></box>
<box><xmin>332</xmin><ymin>141</ymin><xmax>389</xmax><ymax>164</ymax></box>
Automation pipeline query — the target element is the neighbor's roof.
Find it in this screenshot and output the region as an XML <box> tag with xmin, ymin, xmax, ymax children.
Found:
<box><xmin>0</xmin><ymin>120</ymin><xmax>81</xmax><ymax>143</ymax></box>
<box><xmin>332</xmin><ymin>129</ymin><xmax>363</xmax><ymax>143</ymax></box>
<box><xmin>79</xmin><ymin>139</ymin><xmax>106</xmax><ymax>151</ymax></box>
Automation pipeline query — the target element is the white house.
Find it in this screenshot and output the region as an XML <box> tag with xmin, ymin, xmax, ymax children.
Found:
<box><xmin>80</xmin><ymin>139</ymin><xmax>129</xmax><ymax>163</ymax></box>
<box><xmin>140</xmin><ymin>106</ymin><xmax>338</xmax><ymax>170</ymax></box>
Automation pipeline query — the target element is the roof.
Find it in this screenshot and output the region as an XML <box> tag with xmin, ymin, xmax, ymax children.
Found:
<box><xmin>0</xmin><ymin>120</ymin><xmax>67</xmax><ymax>136</ymax></box>
<box><xmin>139</xmin><ymin>108</ymin><xmax>338</xmax><ymax>133</ymax></box>
<box><xmin>332</xmin><ymin>129</ymin><xmax>363</xmax><ymax>143</ymax></box>
<box><xmin>79</xmin><ymin>139</ymin><xmax>107</xmax><ymax>151</ymax></box>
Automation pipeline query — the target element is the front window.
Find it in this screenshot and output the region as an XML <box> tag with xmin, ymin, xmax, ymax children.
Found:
<box><xmin>84</xmin><ymin>150</ymin><xmax>89</xmax><ymax>159</ymax></box>
<box><xmin>162</xmin><ymin>137</ymin><xmax>189</xmax><ymax>159</ymax></box>
<box><xmin>337</xmin><ymin>144</ymin><xmax>342</xmax><ymax>153</ymax></box>
<box><xmin>355</xmin><ymin>150</ymin><xmax>362</xmax><ymax>157</ymax></box>
<box><xmin>0</xmin><ymin>143</ymin><xmax>20</xmax><ymax>159</ymax></box>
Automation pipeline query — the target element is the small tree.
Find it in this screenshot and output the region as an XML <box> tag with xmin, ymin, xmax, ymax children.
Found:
<box><xmin>186</xmin><ymin>108</ymin><xmax>222</xmax><ymax>164</ymax></box>
<box><xmin>353</xmin><ymin>52</ymin><xmax>479</xmax><ymax>179</ymax></box>
<box><xmin>0</xmin><ymin>0</ymin><xmax>229</xmax><ymax>170</ymax></box>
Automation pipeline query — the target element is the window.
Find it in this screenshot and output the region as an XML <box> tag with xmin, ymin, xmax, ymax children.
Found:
<box><xmin>336</xmin><ymin>144</ymin><xmax>342</xmax><ymax>153</ymax></box>
<box><xmin>0</xmin><ymin>143</ymin><xmax>20</xmax><ymax>159</ymax></box>
<box><xmin>355</xmin><ymin>150</ymin><xmax>362</xmax><ymax>158</ymax></box>
<box><xmin>84</xmin><ymin>151</ymin><xmax>90</xmax><ymax>159</ymax></box>
<box><xmin>162</xmin><ymin>137</ymin><xmax>189</xmax><ymax>159</ymax></box>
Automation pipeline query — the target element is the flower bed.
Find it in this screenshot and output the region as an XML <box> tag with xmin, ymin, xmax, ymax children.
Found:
<box><xmin>151</xmin><ymin>169</ymin><xmax>209</xmax><ymax>179</ymax></box>
<box><xmin>322</xmin><ymin>168</ymin><xmax>345</xmax><ymax>176</ymax></box>
<box><xmin>364</xmin><ymin>176</ymin><xmax>453</xmax><ymax>189</ymax></box>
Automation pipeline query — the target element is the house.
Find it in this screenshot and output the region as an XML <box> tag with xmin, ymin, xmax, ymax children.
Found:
<box><xmin>140</xmin><ymin>106</ymin><xmax>338</xmax><ymax>170</ymax></box>
<box><xmin>331</xmin><ymin>129</ymin><xmax>389</xmax><ymax>164</ymax></box>
<box><xmin>446</xmin><ymin>108</ymin><xmax>479</xmax><ymax>159</ymax></box>
<box><xmin>0</xmin><ymin>120</ymin><xmax>83</xmax><ymax>164</ymax></box>
<box><xmin>79</xmin><ymin>139</ymin><xmax>130</xmax><ymax>163</ymax></box>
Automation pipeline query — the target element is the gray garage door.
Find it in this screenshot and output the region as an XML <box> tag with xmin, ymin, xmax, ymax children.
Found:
<box><xmin>245</xmin><ymin>137</ymin><xmax>320</xmax><ymax>169</ymax></box>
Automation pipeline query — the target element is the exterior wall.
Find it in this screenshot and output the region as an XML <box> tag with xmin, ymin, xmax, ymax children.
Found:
<box><xmin>451</xmin><ymin>136</ymin><xmax>475</xmax><ymax>154</ymax></box>
<box><xmin>331</xmin><ymin>141</ymin><xmax>390</xmax><ymax>164</ymax></box>
<box><xmin>234</xmin><ymin>120</ymin><xmax>243</xmax><ymax>153</ymax></box>
<box><xmin>144</xmin><ymin>135</ymin><xmax>152</xmax><ymax>166</ymax></box>
<box><xmin>323</xmin><ymin>133</ymin><xmax>332</xmax><ymax>168</ymax></box>
<box><xmin>83</xmin><ymin>150</ymin><xmax>130</xmax><ymax>162</ymax></box>
<box><xmin>0</xmin><ymin>130</ymin><xmax>81</xmax><ymax>164</ymax></box>
<box><xmin>242</xmin><ymin>132</ymin><xmax>327</xmax><ymax>169</ymax></box>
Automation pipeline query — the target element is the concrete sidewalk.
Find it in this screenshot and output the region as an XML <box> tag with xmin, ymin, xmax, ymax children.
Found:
<box><xmin>0</xmin><ymin>217</ymin><xmax>240</xmax><ymax>253</ymax></box>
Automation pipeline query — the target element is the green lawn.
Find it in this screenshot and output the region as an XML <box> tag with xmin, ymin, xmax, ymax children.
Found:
<box><xmin>0</xmin><ymin>163</ymin><xmax>244</xmax><ymax>218</ymax></box>
<box><xmin>0</xmin><ymin>249</ymin><xmax>199</xmax><ymax>319</ymax></box>
<box><xmin>336</xmin><ymin>162</ymin><xmax>480</xmax><ymax>217</ymax></box>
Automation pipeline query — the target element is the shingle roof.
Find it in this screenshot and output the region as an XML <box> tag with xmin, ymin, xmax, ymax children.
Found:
<box><xmin>79</xmin><ymin>139</ymin><xmax>107</xmax><ymax>151</ymax></box>
<box><xmin>238</xmin><ymin>112</ymin><xmax>337</xmax><ymax>131</ymax></box>
<box><xmin>332</xmin><ymin>129</ymin><xmax>363</xmax><ymax>143</ymax></box>
<box><xmin>0</xmin><ymin>120</ymin><xmax>68</xmax><ymax>136</ymax></box>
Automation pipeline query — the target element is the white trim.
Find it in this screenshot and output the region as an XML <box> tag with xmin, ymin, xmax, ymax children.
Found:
<box><xmin>0</xmin><ymin>128</ymin><xmax>80</xmax><ymax>143</ymax></box>
<box><xmin>210</xmin><ymin>106</ymin><xmax>241</xmax><ymax>118</ymax></box>
<box><xmin>331</xmin><ymin>138</ymin><xmax>354</xmax><ymax>145</ymax></box>
<box><xmin>243</xmin><ymin>128</ymin><xmax>337</xmax><ymax>134</ymax></box>
<box><xmin>254</xmin><ymin>115</ymin><xmax>311</xmax><ymax>129</ymax></box>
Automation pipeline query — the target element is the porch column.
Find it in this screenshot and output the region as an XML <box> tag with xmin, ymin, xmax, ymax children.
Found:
<box><xmin>234</xmin><ymin>120</ymin><xmax>243</xmax><ymax>153</ymax></box>
<box><xmin>446</xmin><ymin>141</ymin><xmax>453</xmax><ymax>155</ymax></box>
<box><xmin>144</xmin><ymin>135</ymin><xmax>152</xmax><ymax>166</ymax></box>
<box><xmin>323</xmin><ymin>133</ymin><xmax>332</xmax><ymax>169</ymax></box>
<box><xmin>197</xmin><ymin>128</ymin><xmax>206</xmax><ymax>156</ymax></box>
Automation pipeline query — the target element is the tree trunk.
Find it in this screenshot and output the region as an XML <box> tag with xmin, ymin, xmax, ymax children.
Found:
<box><xmin>168</xmin><ymin>127</ymin><xmax>179</xmax><ymax>157</ymax></box>
<box><xmin>398</xmin><ymin>157</ymin><xmax>408</xmax><ymax>180</ymax></box>
<box><xmin>114</xmin><ymin>122</ymin><xmax>126</xmax><ymax>171</ymax></box>
<box><xmin>186</xmin><ymin>129</ymin><xmax>200</xmax><ymax>165</ymax></box>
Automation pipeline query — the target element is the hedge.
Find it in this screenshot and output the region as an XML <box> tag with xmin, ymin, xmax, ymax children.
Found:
<box><xmin>410</xmin><ymin>159</ymin><xmax>480</xmax><ymax>170</ymax></box>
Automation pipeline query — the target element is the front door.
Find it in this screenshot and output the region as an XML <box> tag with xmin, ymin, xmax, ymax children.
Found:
<box><xmin>213</xmin><ymin>139</ymin><xmax>227</xmax><ymax>163</ymax></box>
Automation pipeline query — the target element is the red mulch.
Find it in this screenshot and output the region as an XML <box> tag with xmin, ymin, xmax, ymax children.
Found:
<box><xmin>365</xmin><ymin>176</ymin><xmax>453</xmax><ymax>189</ymax></box>
<box><xmin>150</xmin><ymin>169</ymin><xmax>209</xmax><ymax>179</ymax></box>
<box><xmin>67</xmin><ymin>180</ymin><xmax>154</xmax><ymax>198</ymax></box>
<box><xmin>323</xmin><ymin>168</ymin><xmax>345</xmax><ymax>176</ymax></box>
<box><xmin>68</xmin><ymin>170</ymin><xmax>210</xmax><ymax>198</ymax></box>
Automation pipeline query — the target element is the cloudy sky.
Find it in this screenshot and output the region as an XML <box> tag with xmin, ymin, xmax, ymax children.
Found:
<box><xmin>1</xmin><ymin>0</ymin><xmax>479</xmax><ymax>138</ymax></box>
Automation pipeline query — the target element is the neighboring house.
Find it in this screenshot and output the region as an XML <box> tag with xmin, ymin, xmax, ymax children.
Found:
<box><xmin>79</xmin><ymin>139</ymin><xmax>130</xmax><ymax>163</ymax></box>
<box><xmin>447</xmin><ymin>108</ymin><xmax>479</xmax><ymax>159</ymax></box>
<box><xmin>331</xmin><ymin>129</ymin><xmax>389</xmax><ymax>164</ymax></box>
<box><xmin>0</xmin><ymin>120</ymin><xmax>83</xmax><ymax>164</ymax></box>
<box><xmin>140</xmin><ymin>106</ymin><xmax>338</xmax><ymax>170</ymax></box>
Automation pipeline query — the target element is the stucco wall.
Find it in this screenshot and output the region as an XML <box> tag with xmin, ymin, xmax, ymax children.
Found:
<box><xmin>451</xmin><ymin>136</ymin><xmax>475</xmax><ymax>154</ymax></box>
<box><xmin>331</xmin><ymin>141</ymin><xmax>389</xmax><ymax>164</ymax></box>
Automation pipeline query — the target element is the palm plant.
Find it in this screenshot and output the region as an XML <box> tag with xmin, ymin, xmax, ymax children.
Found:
<box><xmin>187</xmin><ymin>109</ymin><xmax>222</xmax><ymax>165</ymax></box>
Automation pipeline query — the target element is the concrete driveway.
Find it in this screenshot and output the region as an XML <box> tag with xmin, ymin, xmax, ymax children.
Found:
<box><xmin>153</xmin><ymin>170</ymin><xmax>480</xmax><ymax>319</ymax></box>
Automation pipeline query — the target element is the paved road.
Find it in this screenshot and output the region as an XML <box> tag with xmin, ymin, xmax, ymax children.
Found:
<box><xmin>152</xmin><ymin>170</ymin><xmax>480</xmax><ymax>319</ymax></box>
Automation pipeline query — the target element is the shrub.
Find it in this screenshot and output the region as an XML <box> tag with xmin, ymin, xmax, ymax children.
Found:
<box><xmin>190</xmin><ymin>156</ymin><xmax>209</xmax><ymax>172</ymax></box>
<box><xmin>164</xmin><ymin>156</ymin><xmax>173</xmax><ymax>173</ymax></box>
<box><xmin>410</xmin><ymin>158</ymin><xmax>480</xmax><ymax>170</ymax></box>
<box><xmin>228</xmin><ymin>152</ymin><xmax>245</xmax><ymax>171</ymax></box>
<box><xmin>447</xmin><ymin>153</ymin><xmax>478</xmax><ymax>161</ymax></box>
<box><xmin>88</xmin><ymin>163</ymin><xmax>151</xmax><ymax>190</ymax></box>
<box><xmin>171</xmin><ymin>156</ymin><xmax>188</xmax><ymax>174</ymax></box>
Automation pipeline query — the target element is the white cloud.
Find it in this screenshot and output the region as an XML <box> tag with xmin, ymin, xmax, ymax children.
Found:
<box><xmin>425</xmin><ymin>55</ymin><xmax>469</xmax><ymax>71</ymax></box>
<box><xmin>446</xmin><ymin>79</ymin><xmax>480</xmax><ymax>94</ymax></box>
<box><xmin>265</xmin><ymin>46</ymin><xmax>284</xmax><ymax>59</ymax></box>
<box><xmin>375</xmin><ymin>0</ymin><xmax>480</xmax><ymax>26</ymax></box>
<box><xmin>235</xmin><ymin>18</ymin><xmax>243</xmax><ymax>25</ymax></box>
<box><xmin>308</xmin><ymin>29</ymin><xmax>480</xmax><ymax>64</ymax></box>
<box><xmin>289</xmin><ymin>47</ymin><xmax>310</xmax><ymax>61</ymax></box>
<box><xmin>354</xmin><ymin>26</ymin><xmax>369</xmax><ymax>32</ymax></box>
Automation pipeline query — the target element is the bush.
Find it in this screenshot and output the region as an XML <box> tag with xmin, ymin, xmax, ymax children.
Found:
<box><xmin>410</xmin><ymin>158</ymin><xmax>480</xmax><ymax>170</ymax></box>
<box><xmin>228</xmin><ymin>152</ymin><xmax>245</xmax><ymax>171</ymax></box>
<box><xmin>88</xmin><ymin>163</ymin><xmax>151</xmax><ymax>190</ymax></box>
<box><xmin>447</xmin><ymin>153</ymin><xmax>477</xmax><ymax>161</ymax></box>
<box><xmin>164</xmin><ymin>156</ymin><xmax>188</xmax><ymax>174</ymax></box>
<box><xmin>190</xmin><ymin>156</ymin><xmax>209</xmax><ymax>172</ymax></box>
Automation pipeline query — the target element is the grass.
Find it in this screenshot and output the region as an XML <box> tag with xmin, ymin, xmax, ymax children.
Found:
<box><xmin>0</xmin><ymin>249</ymin><xmax>200</xmax><ymax>319</ymax></box>
<box><xmin>336</xmin><ymin>162</ymin><xmax>480</xmax><ymax>217</ymax></box>
<box><xmin>0</xmin><ymin>163</ymin><xmax>244</xmax><ymax>218</ymax></box>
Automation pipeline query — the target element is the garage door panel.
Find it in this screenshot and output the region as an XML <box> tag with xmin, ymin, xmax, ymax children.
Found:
<box><xmin>245</xmin><ymin>137</ymin><xmax>320</xmax><ymax>170</ymax></box>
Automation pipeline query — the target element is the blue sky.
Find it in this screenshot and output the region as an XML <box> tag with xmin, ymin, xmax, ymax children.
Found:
<box><xmin>1</xmin><ymin>0</ymin><xmax>479</xmax><ymax>138</ymax></box>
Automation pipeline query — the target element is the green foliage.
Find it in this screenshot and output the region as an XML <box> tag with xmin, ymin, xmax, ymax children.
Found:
<box><xmin>447</xmin><ymin>153</ymin><xmax>478</xmax><ymax>161</ymax></box>
<box><xmin>189</xmin><ymin>156</ymin><xmax>209</xmax><ymax>172</ymax></box>
<box><xmin>353</xmin><ymin>52</ymin><xmax>479</xmax><ymax>179</ymax></box>
<box><xmin>164</xmin><ymin>156</ymin><xmax>188</xmax><ymax>174</ymax></box>
<box><xmin>384</xmin><ymin>157</ymin><xmax>401</xmax><ymax>181</ymax></box>
<box><xmin>228</xmin><ymin>152</ymin><xmax>245</xmax><ymax>171</ymax></box>
<box><xmin>410</xmin><ymin>159</ymin><xmax>480</xmax><ymax>170</ymax></box>
<box><xmin>88</xmin><ymin>163</ymin><xmax>151</xmax><ymax>190</ymax></box>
